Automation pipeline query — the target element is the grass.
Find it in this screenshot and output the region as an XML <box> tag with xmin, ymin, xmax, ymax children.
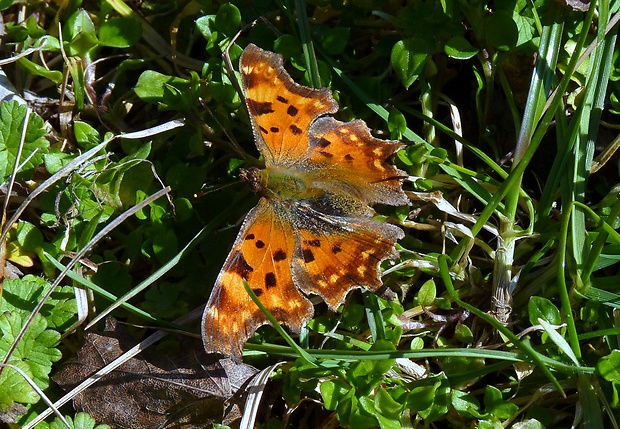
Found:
<box><xmin>0</xmin><ymin>0</ymin><xmax>619</xmax><ymax>428</ymax></box>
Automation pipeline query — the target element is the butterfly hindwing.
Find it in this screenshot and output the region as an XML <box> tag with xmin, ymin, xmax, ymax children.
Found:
<box><xmin>306</xmin><ymin>117</ymin><xmax>408</xmax><ymax>207</ymax></box>
<box><xmin>292</xmin><ymin>203</ymin><xmax>405</xmax><ymax>309</ymax></box>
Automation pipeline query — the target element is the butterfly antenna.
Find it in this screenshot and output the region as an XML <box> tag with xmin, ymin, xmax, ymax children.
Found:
<box><xmin>194</xmin><ymin>178</ymin><xmax>245</xmax><ymax>199</ymax></box>
<box><xmin>198</xmin><ymin>99</ymin><xmax>253</xmax><ymax>162</ymax></box>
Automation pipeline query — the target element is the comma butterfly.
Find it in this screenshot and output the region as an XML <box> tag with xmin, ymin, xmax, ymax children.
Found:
<box><xmin>202</xmin><ymin>44</ymin><xmax>408</xmax><ymax>357</ymax></box>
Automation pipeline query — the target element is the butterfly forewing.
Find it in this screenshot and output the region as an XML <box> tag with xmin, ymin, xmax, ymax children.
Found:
<box><xmin>202</xmin><ymin>199</ymin><xmax>313</xmax><ymax>356</ymax></box>
<box><xmin>239</xmin><ymin>44</ymin><xmax>339</xmax><ymax>167</ymax></box>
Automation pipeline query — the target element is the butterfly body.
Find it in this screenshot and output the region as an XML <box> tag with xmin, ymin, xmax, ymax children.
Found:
<box><xmin>242</xmin><ymin>166</ymin><xmax>319</xmax><ymax>201</ymax></box>
<box><xmin>202</xmin><ymin>44</ymin><xmax>408</xmax><ymax>357</ymax></box>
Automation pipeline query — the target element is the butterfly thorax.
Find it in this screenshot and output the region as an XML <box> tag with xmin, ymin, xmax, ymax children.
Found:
<box><xmin>240</xmin><ymin>166</ymin><xmax>322</xmax><ymax>201</ymax></box>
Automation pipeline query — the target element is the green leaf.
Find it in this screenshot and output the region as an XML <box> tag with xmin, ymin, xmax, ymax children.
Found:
<box><xmin>441</xmin><ymin>356</ymin><xmax>485</xmax><ymax>389</ymax></box>
<box><xmin>451</xmin><ymin>390</ymin><xmax>483</xmax><ymax>418</ymax></box>
<box><xmin>65</xmin><ymin>8</ymin><xmax>96</xmax><ymax>40</ymax></box>
<box><xmin>134</xmin><ymin>70</ymin><xmax>192</xmax><ymax>106</ymax></box>
<box><xmin>0</xmin><ymin>0</ymin><xmax>14</xmax><ymax>11</ymax></box>
<box><xmin>74</xmin><ymin>121</ymin><xmax>102</xmax><ymax>149</ymax></box>
<box><xmin>49</xmin><ymin>412</ymin><xmax>111</xmax><ymax>429</ymax></box>
<box><xmin>65</xmin><ymin>9</ymin><xmax>99</xmax><ymax>56</ymax></box>
<box><xmin>409</xmin><ymin>377</ymin><xmax>451</xmax><ymax>421</ymax></box>
<box><xmin>99</xmin><ymin>17</ymin><xmax>142</xmax><ymax>48</ymax></box>
<box><xmin>484</xmin><ymin>385</ymin><xmax>518</xmax><ymax>419</ymax></box>
<box><xmin>388</xmin><ymin>108</ymin><xmax>407</xmax><ymax>140</ymax></box>
<box><xmin>16</xmin><ymin>221</ymin><xmax>43</xmax><ymax>252</ymax></box>
<box><xmin>484</xmin><ymin>10</ymin><xmax>518</xmax><ymax>51</ymax></box>
<box><xmin>511</xmin><ymin>419</ymin><xmax>545</xmax><ymax>429</ymax></box>
<box><xmin>417</xmin><ymin>279</ymin><xmax>436</xmax><ymax>306</ymax></box>
<box><xmin>0</xmin><ymin>100</ymin><xmax>50</xmax><ymax>182</ymax></box>
<box><xmin>0</xmin><ymin>311</ymin><xmax>61</xmax><ymax>391</ymax></box>
<box><xmin>43</xmin><ymin>151</ymin><xmax>73</xmax><ymax>174</ymax></box>
<box><xmin>528</xmin><ymin>296</ymin><xmax>561</xmax><ymax>326</ymax></box>
<box><xmin>173</xmin><ymin>197</ymin><xmax>193</xmax><ymax>222</ymax></box>
<box><xmin>16</xmin><ymin>58</ymin><xmax>63</xmax><ymax>83</ymax></box>
<box><xmin>195</xmin><ymin>14</ymin><xmax>216</xmax><ymax>42</ymax></box>
<box><xmin>597</xmin><ymin>350</ymin><xmax>620</xmax><ymax>407</ymax></box>
<box><xmin>214</xmin><ymin>3</ymin><xmax>240</xmax><ymax>36</ymax></box>
<box><xmin>454</xmin><ymin>323</ymin><xmax>474</xmax><ymax>344</ymax></box>
<box><xmin>375</xmin><ymin>387</ymin><xmax>404</xmax><ymax>419</ymax></box>
<box><xmin>117</xmin><ymin>160</ymin><xmax>155</xmax><ymax>208</ymax></box>
<box><xmin>598</xmin><ymin>350</ymin><xmax>620</xmax><ymax>382</ymax></box>
<box><xmin>444</xmin><ymin>36</ymin><xmax>479</xmax><ymax>59</ymax></box>
<box><xmin>320</xmin><ymin>27</ymin><xmax>350</xmax><ymax>55</ymax></box>
<box><xmin>0</xmin><ymin>360</ymin><xmax>38</xmax><ymax>409</ymax></box>
<box><xmin>478</xmin><ymin>419</ymin><xmax>504</xmax><ymax>429</ymax></box>
<box><xmin>142</xmin><ymin>282</ymin><xmax>187</xmax><ymax>318</ymax></box>
<box><xmin>321</xmin><ymin>379</ymin><xmax>351</xmax><ymax>411</ymax></box>
<box><xmin>407</xmin><ymin>383</ymin><xmax>438</xmax><ymax>412</ymax></box>
<box><xmin>24</xmin><ymin>15</ymin><xmax>46</xmax><ymax>38</ymax></box>
<box><xmin>391</xmin><ymin>38</ymin><xmax>434</xmax><ymax>88</ymax></box>
<box><xmin>274</xmin><ymin>34</ymin><xmax>301</xmax><ymax>58</ymax></box>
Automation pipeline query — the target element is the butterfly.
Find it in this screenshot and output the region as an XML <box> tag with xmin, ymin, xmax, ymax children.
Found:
<box><xmin>202</xmin><ymin>43</ymin><xmax>408</xmax><ymax>357</ymax></box>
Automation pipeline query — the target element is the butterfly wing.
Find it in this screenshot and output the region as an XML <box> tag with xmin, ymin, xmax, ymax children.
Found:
<box><xmin>202</xmin><ymin>198</ymin><xmax>313</xmax><ymax>357</ymax></box>
<box><xmin>305</xmin><ymin>116</ymin><xmax>409</xmax><ymax>207</ymax></box>
<box><xmin>239</xmin><ymin>44</ymin><xmax>339</xmax><ymax>167</ymax></box>
<box><xmin>292</xmin><ymin>202</ymin><xmax>405</xmax><ymax>309</ymax></box>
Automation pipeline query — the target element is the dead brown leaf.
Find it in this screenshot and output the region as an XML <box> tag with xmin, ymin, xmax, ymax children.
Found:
<box><xmin>54</xmin><ymin>318</ymin><xmax>257</xmax><ymax>428</ymax></box>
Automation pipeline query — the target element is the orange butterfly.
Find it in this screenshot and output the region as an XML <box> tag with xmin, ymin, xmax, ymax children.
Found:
<box><xmin>202</xmin><ymin>44</ymin><xmax>408</xmax><ymax>357</ymax></box>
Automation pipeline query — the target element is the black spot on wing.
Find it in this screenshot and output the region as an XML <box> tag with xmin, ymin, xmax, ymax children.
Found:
<box><xmin>290</xmin><ymin>124</ymin><xmax>303</xmax><ymax>135</ymax></box>
<box><xmin>332</xmin><ymin>244</ymin><xmax>342</xmax><ymax>254</ymax></box>
<box><xmin>242</xmin><ymin>72</ymin><xmax>260</xmax><ymax>89</ymax></box>
<box><xmin>229</xmin><ymin>251</ymin><xmax>253</xmax><ymax>279</ymax></box>
<box><xmin>287</xmin><ymin>105</ymin><xmax>299</xmax><ymax>116</ymax></box>
<box><xmin>303</xmin><ymin>248</ymin><xmax>315</xmax><ymax>263</ymax></box>
<box><xmin>277</xmin><ymin>95</ymin><xmax>288</xmax><ymax>103</ymax></box>
<box><xmin>274</xmin><ymin>249</ymin><xmax>287</xmax><ymax>261</ymax></box>
<box><xmin>306</xmin><ymin>239</ymin><xmax>321</xmax><ymax>247</ymax></box>
<box><xmin>317</xmin><ymin>138</ymin><xmax>331</xmax><ymax>148</ymax></box>
<box><xmin>265</xmin><ymin>272</ymin><xmax>277</xmax><ymax>288</ymax></box>
<box><xmin>344</xmin><ymin>154</ymin><xmax>354</xmax><ymax>161</ymax></box>
<box><xmin>255</xmin><ymin>240</ymin><xmax>265</xmax><ymax>249</ymax></box>
<box><xmin>245</xmin><ymin>233</ymin><xmax>255</xmax><ymax>240</ymax></box>
<box><xmin>247</xmin><ymin>99</ymin><xmax>275</xmax><ymax>115</ymax></box>
<box><xmin>252</xmin><ymin>288</ymin><xmax>263</xmax><ymax>297</ymax></box>
<box><xmin>270</xmin><ymin>127</ymin><xmax>280</xmax><ymax>133</ymax></box>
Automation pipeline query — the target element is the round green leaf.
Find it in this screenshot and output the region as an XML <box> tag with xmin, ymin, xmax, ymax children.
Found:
<box><xmin>215</xmin><ymin>3</ymin><xmax>240</xmax><ymax>36</ymax></box>
<box><xmin>528</xmin><ymin>296</ymin><xmax>561</xmax><ymax>326</ymax></box>
<box><xmin>99</xmin><ymin>17</ymin><xmax>142</xmax><ymax>48</ymax></box>
<box><xmin>16</xmin><ymin>221</ymin><xmax>43</xmax><ymax>251</ymax></box>
<box><xmin>598</xmin><ymin>350</ymin><xmax>620</xmax><ymax>382</ymax></box>
<box><xmin>320</xmin><ymin>27</ymin><xmax>350</xmax><ymax>55</ymax></box>
<box><xmin>418</xmin><ymin>279</ymin><xmax>436</xmax><ymax>306</ymax></box>
<box><xmin>391</xmin><ymin>38</ymin><xmax>434</xmax><ymax>89</ymax></box>
<box><xmin>195</xmin><ymin>15</ymin><xmax>216</xmax><ymax>41</ymax></box>
<box><xmin>484</xmin><ymin>11</ymin><xmax>518</xmax><ymax>51</ymax></box>
<box><xmin>444</xmin><ymin>36</ymin><xmax>479</xmax><ymax>60</ymax></box>
<box><xmin>274</xmin><ymin>34</ymin><xmax>301</xmax><ymax>58</ymax></box>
